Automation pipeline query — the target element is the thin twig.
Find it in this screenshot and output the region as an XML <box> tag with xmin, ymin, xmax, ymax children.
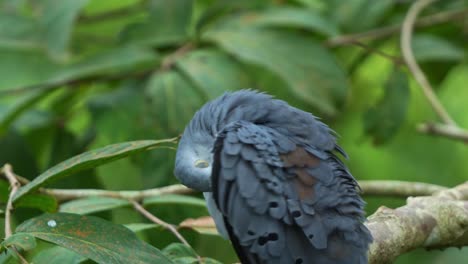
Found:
<box><xmin>401</xmin><ymin>0</ymin><xmax>456</xmax><ymax>126</ymax></box>
<box><xmin>130</xmin><ymin>200</ymin><xmax>202</xmax><ymax>263</ymax></box>
<box><xmin>417</xmin><ymin>123</ymin><xmax>468</xmax><ymax>143</ymax></box>
<box><xmin>43</xmin><ymin>184</ymin><xmax>193</xmax><ymax>202</ymax></box>
<box><xmin>360</xmin><ymin>180</ymin><xmax>447</xmax><ymax>197</ymax></box>
<box><xmin>2</xmin><ymin>164</ymin><xmax>21</xmax><ymax>238</ymax></box>
<box><xmin>347</xmin><ymin>40</ymin><xmax>405</xmax><ymax>65</ymax></box>
<box><xmin>326</xmin><ymin>8</ymin><xmax>468</xmax><ymax>47</ymax></box>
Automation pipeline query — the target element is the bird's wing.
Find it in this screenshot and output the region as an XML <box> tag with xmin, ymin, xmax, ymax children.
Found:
<box><xmin>212</xmin><ymin>121</ymin><xmax>372</xmax><ymax>264</ymax></box>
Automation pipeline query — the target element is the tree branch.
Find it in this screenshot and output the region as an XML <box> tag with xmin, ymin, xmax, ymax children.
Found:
<box><xmin>401</xmin><ymin>0</ymin><xmax>456</xmax><ymax>126</ymax></box>
<box><xmin>367</xmin><ymin>181</ymin><xmax>468</xmax><ymax>264</ymax></box>
<box><xmin>43</xmin><ymin>184</ymin><xmax>193</xmax><ymax>202</ymax></box>
<box><xmin>360</xmin><ymin>180</ymin><xmax>447</xmax><ymax>197</ymax></box>
<box><xmin>326</xmin><ymin>8</ymin><xmax>468</xmax><ymax>47</ymax></box>
<box><xmin>417</xmin><ymin>122</ymin><xmax>468</xmax><ymax>143</ymax></box>
<box><xmin>1</xmin><ymin>164</ymin><xmax>21</xmax><ymax>239</ymax></box>
<box><xmin>130</xmin><ymin>200</ymin><xmax>202</xmax><ymax>264</ymax></box>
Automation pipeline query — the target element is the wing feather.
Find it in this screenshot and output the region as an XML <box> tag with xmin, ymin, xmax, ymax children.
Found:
<box><xmin>212</xmin><ymin>121</ymin><xmax>372</xmax><ymax>263</ymax></box>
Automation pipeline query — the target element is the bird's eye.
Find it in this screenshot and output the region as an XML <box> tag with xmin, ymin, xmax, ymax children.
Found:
<box><xmin>194</xmin><ymin>159</ymin><xmax>210</xmax><ymax>168</ymax></box>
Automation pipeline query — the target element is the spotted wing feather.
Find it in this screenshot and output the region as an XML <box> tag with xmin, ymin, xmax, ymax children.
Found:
<box><xmin>212</xmin><ymin>121</ymin><xmax>372</xmax><ymax>264</ymax></box>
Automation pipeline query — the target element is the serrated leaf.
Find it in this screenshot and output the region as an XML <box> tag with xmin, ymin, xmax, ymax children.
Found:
<box><xmin>124</xmin><ymin>223</ymin><xmax>160</xmax><ymax>233</ymax></box>
<box><xmin>1</xmin><ymin>233</ymin><xmax>37</xmax><ymax>252</ymax></box>
<box><xmin>16</xmin><ymin>213</ymin><xmax>172</xmax><ymax>264</ymax></box>
<box><xmin>179</xmin><ymin>216</ymin><xmax>218</xmax><ymax>236</ymax></box>
<box><xmin>412</xmin><ymin>34</ymin><xmax>465</xmax><ymax>62</ymax></box>
<box><xmin>16</xmin><ymin>193</ymin><xmax>58</xmax><ymax>212</ymax></box>
<box><xmin>176</xmin><ymin>49</ymin><xmax>252</xmax><ymax>99</ymax></box>
<box><xmin>364</xmin><ymin>68</ymin><xmax>409</xmax><ymax>144</ymax></box>
<box><xmin>204</xmin><ymin>28</ymin><xmax>347</xmax><ymax>116</ymax></box>
<box><xmin>144</xmin><ymin>194</ymin><xmax>206</xmax><ymax>208</ymax></box>
<box><xmin>225</xmin><ymin>6</ymin><xmax>339</xmax><ymax>37</ymax></box>
<box><xmin>31</xmin><ymin>245</ymin><xmax>87</xmax><ymax>264</ymax></box>
<box><xmin>60</xmin><ymin>197</ymin><xmax>131</xmax><ymax>215</ymax></box>
<box><xmin>13</xmin><ymin>139</ymin><xmax>177</xmax><ymax>203</ymax></box>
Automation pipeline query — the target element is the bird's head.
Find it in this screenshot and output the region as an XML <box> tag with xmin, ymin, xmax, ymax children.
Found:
<box><xmin>174</xmin><ymin>109</ymin><xmax>217</xmax><ymax>192</ymax></box>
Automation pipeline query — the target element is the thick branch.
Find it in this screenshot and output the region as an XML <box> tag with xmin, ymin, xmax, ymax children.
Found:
<box><xmin>367</xmin><ymin>181</ymin><xmax>468</xmax><ymax>264</ymax></box>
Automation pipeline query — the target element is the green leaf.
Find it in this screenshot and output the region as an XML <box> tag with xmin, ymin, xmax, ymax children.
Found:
<box><xmin>16</xmin><ymin>213</ymin><xmax>173</xmax><ymax>264</ymax></box>
<box><xmin>145</xmin><ymin>71</ymin><xmax>204</xmax><ymax>136</ymax></box>
<box><xmin>16</xmin><ymin>193</ymin><xmax>58</xmax><ymax>213</ymax></box>
<box><xmin>412</xmin><ymin>34</ymin><xmax>465</xmax><ymax>62</ymax></box>
<box><xmin>60</xmin><ymin>197</ymin><xmax>131</xmax><ymax>215</ymax></box>
<box><xmin>0</xmin><ymin>89</ymin><xmax>54</xmax><ymax>135</ymax></box>
<box><xmin>124</xmin><ymin>223</ymin><xmax>159</xmax><ymax>233</ymax></box>
<box><xmin>326</xmin><ymin>0</ymin><xmax>393</xmax><ymax>32</ymax></box>
<box><xmin>224</xmin><ymin>6</ymin><xmax>339</xmax><ymax>37</ymax></box>
<box><xmin>13</xmin><ymin>139</ymin><xmax>177</xmax><ymax>203</ymax></box>
<box><xmin>39</xmin><ymin>0</ymin><xmax>89</xmax><ymax>60</ymax></box>
<box><xmin>204</xmin><ymin>28</ymin><xmax>347</xmax><ymax>116</ymax></box>
<box><xmin>1</xmin><ymin>233</ymin><xmax>37</xmax><ymax>252</ymax></box>
<box><xmin>162</xmin><ymin>243</ymin><xmax>197</xmax><ymax>260</ymax></box>
<box><xmin>163</xmin><ymin>243</ymin><xmax>222</xmax><ymax>264</ymax></box>
<box><xmin>54</xmin><ymin>46</ymin><xmax>158</xmax><ymax>83</ymax></box>
<box><xmin>30</xmin><ymin>245</ymin><xmax>87</xmax><ymax>264</ymax></box>
<box><xmin>364</xmin><ymin>68</ymin><xmax>410</xmax><ymax>144</ymax></box>
<box><xmin>176</xmin><ymin>49</ymin><xmax>252</xmax><ymax>99</ymax></box>
<box><xmin>143</xmin><ymin>194</ymin><xmax>206</xmax><ymax>208</ymax></box>
<box><xmin>120</xmin><ymin>0</ymin><xmax>193</xmax><ymax>46</ymax></box>
<box><xmin>0</xmin><ymin>14</ymin><xmax>42</xmax><ymax>49</ymax></box>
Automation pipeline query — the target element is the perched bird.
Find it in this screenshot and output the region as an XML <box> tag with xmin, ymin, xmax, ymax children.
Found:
<box><xmin>174</xmin><ymin>90</ymin><xmax>372</xmax><ymax>263</ymax></box>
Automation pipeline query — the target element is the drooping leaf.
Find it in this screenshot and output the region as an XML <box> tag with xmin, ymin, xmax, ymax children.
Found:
<box><xmin>412</xmin><ymin>34</ymin><xmax>465</xmax><ymax>62</ymax></box>
<box><xmin>179</xmin><ymin>216</ymin><xmax>218</xmax><ymax>236</ymax></box>
<box><xmin>204</xmin><ymin>27</ymin><xmax>347</xmax><ymax>116</ymax></box>
<box><xmin>13</xmin><ymin>139</ymin><xmax>177</xmax><ymax>203</ymax></box>
<box><xmin>364</xmin><ymin>68</ymin><xmax>410</xmax><ymax>144</ymax></box>
<box><xmin>143</xmin><ymin>194</ymin><xmax>206</xmax><ymax>208</ymax></box>
<box><xmin>1</xmin><ymin>233</ymin><xmax>37</xmax><ymax>252</ymax></box>
<box><xmin>60</xmin><ymin>197</ymin><xmax>131</xmax><ymax>215</ymax></box>
<box><xmin>30</xmin><ymin>245</ymin><xmax>87</xmax><ymax>264</ymax></box>
<box><xmin>176</xmin><ymin>49</ymin><xmax>252</xmax><ymax>99</ymax></box>
<box><xmin>223</xmin><ymin>6</ymin><xmax>339</xmax><ymax>37</ymax></box>
<box><xmin>16</xmin><ymin>213</ymin><xmax>173</xmax><ymax>264</ymax></box>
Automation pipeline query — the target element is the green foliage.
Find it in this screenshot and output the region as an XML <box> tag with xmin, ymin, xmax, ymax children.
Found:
<box><xmin>16</xmin><ymin>213</ymin><xmax>172</xmax><ymax>263</ymax></box>
<box><xmin>0</xmin><ymin>0</ymin><xmax>466</xmax><ymax>263</ymax></box>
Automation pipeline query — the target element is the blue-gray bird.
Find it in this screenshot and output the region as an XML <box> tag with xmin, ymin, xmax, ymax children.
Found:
<box><xmin>174</xmin><ymin>90</ymin><xmax>372</xmax><ymax>263</ymax></box>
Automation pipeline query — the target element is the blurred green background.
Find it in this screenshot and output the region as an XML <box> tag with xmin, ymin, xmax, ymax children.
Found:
<box><xmin>0</xmin><ymin>0</ymin><xmax>467</xmax><ymax>263</ymax></box>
